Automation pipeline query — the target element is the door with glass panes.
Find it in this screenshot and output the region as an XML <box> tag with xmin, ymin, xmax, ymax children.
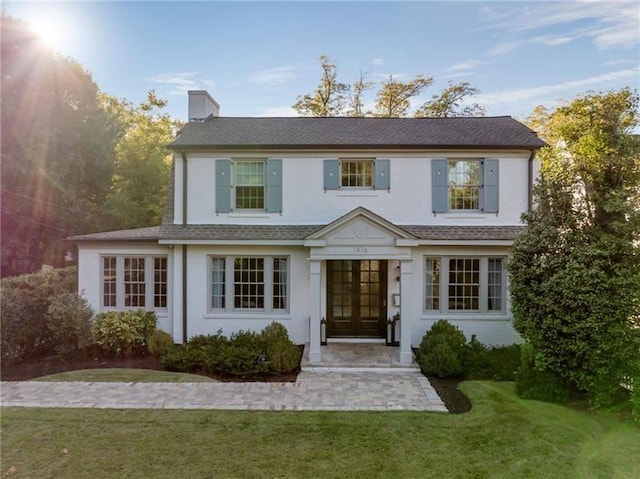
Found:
<box><xmin>327</xmin><ymin>260</ymin><xmax>387</xmax><ymax>337</ymax></box>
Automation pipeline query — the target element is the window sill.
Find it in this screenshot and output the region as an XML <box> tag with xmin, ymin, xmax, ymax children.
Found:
<box><xmin>441</xmin><ymin>212</ymin><xmax>488</xmax><ymax>219</ymax></box>
<box><xmin>335</xmin><ymin>190</ymin><xmax>381</xmax><ymax>197</ymax></box>
<box><xmin>228</xmin><ymin>212</ymin><xmax>271</xmax><ymax>218</ymax></box>
<box><xmin>204</xmin><ymin>312</ymin><xmax>292</xmax><ymax>320</ymax></box>
<box><xmin>421</xmin><ymin>313</ymin><xmax>509</xmax><ymax>321</ymax></box>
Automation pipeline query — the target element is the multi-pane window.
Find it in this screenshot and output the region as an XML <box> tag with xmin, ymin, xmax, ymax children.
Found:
<box><xmin>424</xmin><ymin>256</ymin><xmax>505</xmax><ymax>314</ymax></box>
<box><xmin>448</xmin><ymin>160</ymin><xmax>481</xmax><ymax>210</ymax></box>
<box><xmin>211</xmin><ymin>258</ymin><xmax>226</xmax><ymax>309</ymax></box>
<box><xmin>341</xmin><ymin>160</ymin><xmax>373</xmax><ymax>188</ymax></box>
<box><xmin>448</xmin><ymin>258</ymin><xmax>480</xmax><ymax>310</ymax></box>
<box><xmin>101</xmin><ymin>255</ymin><xmax>168</xmax><ymax>310</ymax></box>
<box><xmin>273</xmin><ymin>257</ymin><xmax>288</xmax><ymax>310</ymax></box>
<box><xmin>124</xmin><ymin>257</ymin><xmax>145</xmax><ymax>307</ymax></box>
<box><xmin>488</xmin><ymin>258</ymin><xmax>503</xmax><ymax>312</ymax></box>
<box><xmin>154</xmin><ymin>257</ymin><xmax>167</xmax><ymax>308</ymax></box>
<box><xmin>234</xmin><ymin>257</ymin><xmax>265</xmax><ymax>309</ymax></box>
<box><xmin>425</xmin><ymin>258</ymin><xmax>440</xmax><ymax>311</ymax></box>
<box><xmin>209</xmin><ymin>256</ymin><xmax>289</xmax><ymax>313</ymax></box>
<box><xmin>235</xmin><ymin>161</ymin><xmax>265</xmax><ymax>209</ymax></box>
<box><xmin>103</xmin><ymin>256</ymin><xmax>117</xmax><ymax>307</ymax></box>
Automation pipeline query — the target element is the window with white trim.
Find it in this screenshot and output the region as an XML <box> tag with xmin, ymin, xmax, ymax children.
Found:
<box><xmin>341</xmin><ymin>160</ymin><xmax>373</xmax><ymax>188</ymax></box>
<box><xmin>209</xmin><ymin>256</ymin><xmax>289</xmax><ymax>313</ymax></box>
<box><xmin>101</xmin><ymin>255</ymin><xmax>168</xmax><ymax>310</ymax></box>
<box><xmin>424</xmin><ymin>256</ymin><xmax>505</xmax><ymax>314</ymax></box>
<box><xmin>448</xmin><ymin>159</ymin><xmax>481</xmax><ymax>210</ymax></box>
<box><xmin>234</xmin><ymin>160</ymin><xmax>265</xmax><ymax>209</ymax></box>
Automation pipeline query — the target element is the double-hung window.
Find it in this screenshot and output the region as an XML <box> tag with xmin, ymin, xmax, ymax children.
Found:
<box><xmin>425</xmin><ymin>256</ymin><xmax>505</xmax><ymax>314</ymax></box>
<box><xmin>215</xmin><ymin>159</ymin><xmax>282</xmax><ymax>213</ymax></box>
<box><xmin>235</xmin><ymin>160</ymin><xmax>265</xmax><ymax>209</ymax></box>
<box><xmin>431</xmin><ymin>158</ymin><xmax>499</xmax><ymax>214</ymax></box>
<box><xmin>101</xmin><ymin>255</ymin><xmax>168</xmax><ymax>310</ymax></box>
<box><xmin>341</xmin><ymin>160</ymin><xmax>373</xmax><ymax>188</ymax></box>
<box><xmin>210</xmin><ymin>256</ymin><xmax>289</xmax><ymax>313</ymax></box>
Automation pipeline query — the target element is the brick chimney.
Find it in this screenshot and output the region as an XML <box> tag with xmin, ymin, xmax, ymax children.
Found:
<box><xmin>188</xmin><ymin>90</ymin><xmax>220</xmax><ymax>121</ymax></box>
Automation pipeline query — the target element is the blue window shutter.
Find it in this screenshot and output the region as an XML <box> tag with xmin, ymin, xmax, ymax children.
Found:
<box><xmin>323</xmin><ymin>159</ymin><xmax>339</xmax><ymax>190</ymax></box>
<box><xmin>431</xmin><ymin>159</ymin><xmax>448</xmax><ymax>213</ymax></box>
<box><xmin>374</xmin><ymin>159</ymin><xmax>390</xmax><ymax>190</ymax></box>
<box><xmin>483</xmin><ymin>159</ymin><xmax>499</xmax><ymax>213</ymax></box>
<box><xmin>215</xmin><ymin>159</ymin><xmax>231</xmax><ymax>213</ymax></box>
<box><xmin>265</xmin><ymin>159</ymin><xmax>282</xmax><ymax>213</ymax></box>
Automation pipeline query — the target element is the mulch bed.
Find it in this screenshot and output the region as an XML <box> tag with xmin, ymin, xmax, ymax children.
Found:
<box><xmin>1</xmin><ymin>346</ymin><xmax>471</xmax><ymax>413</ymax></box>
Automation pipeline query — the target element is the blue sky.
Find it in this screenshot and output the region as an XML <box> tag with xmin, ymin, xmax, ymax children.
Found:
<box><xmin>5</xmin><ymin>1</ymin><xmax>640</xmax><ymax>123</ymax></box>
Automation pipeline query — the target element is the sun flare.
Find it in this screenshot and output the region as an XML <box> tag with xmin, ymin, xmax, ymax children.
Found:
<box><xmin>29</xmin><ymin>16</ymin><xmax>69</xmax><ymax>53</ymax></box>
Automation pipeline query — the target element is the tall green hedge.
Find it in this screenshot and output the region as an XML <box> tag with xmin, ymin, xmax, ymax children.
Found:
<box><xmin>1</xmin><ymin>267</ymin><xmax>78</xmax><ymax>362</ymax></box>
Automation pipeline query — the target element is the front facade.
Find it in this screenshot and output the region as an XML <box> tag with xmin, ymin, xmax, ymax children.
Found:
<box><xmin>72</xmin><ymin>90</ymin><xmax>545</xmax><ymax>364</ymax></box>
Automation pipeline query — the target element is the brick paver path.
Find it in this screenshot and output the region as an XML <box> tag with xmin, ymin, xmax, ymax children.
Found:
<box><xmin>1</xmin><ymin>371</ymin><xmax>447</xmax><ymax>412</ymax></box>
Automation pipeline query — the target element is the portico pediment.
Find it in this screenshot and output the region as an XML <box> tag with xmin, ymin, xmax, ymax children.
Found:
<box><xmin>304</xmin><ymin>207</ymin><xmax>417</xmax><ymax>249</ymax></box>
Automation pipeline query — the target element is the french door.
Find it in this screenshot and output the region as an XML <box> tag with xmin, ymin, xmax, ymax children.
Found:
<box><xmin>327</xmin><ymin>260</ymin><xmax>387</xmax><ymax>337</ymax></box>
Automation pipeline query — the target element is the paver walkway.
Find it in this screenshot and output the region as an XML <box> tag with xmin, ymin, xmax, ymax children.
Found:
<box><xmin>1</xmin><ymin>371</ymin><xmax>448</xmax><ymax>412</ymax></box>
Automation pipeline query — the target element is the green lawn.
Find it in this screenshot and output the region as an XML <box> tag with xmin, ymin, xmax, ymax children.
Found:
<box><xmin>33</xmin><ymin>368</ymin><xmax>217</xmax><ymax>382</ymax></box>
<box><xmin>2</xmin><ymin>382</ymin><xmax>638</xmax><ymax>478</ymax></box>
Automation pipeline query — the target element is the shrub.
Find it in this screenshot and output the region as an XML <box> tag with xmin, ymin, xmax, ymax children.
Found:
<box><xmin>259</xmin><ymin>321</ymin><xmax>300</xmax><ymax>373</ymax></box>
<box><xmin>516</xmin><ymin>343</ymin><xmax>579</xmax><ymax>403</ymax></box>
<box><xmin>630</xmin><ymin>378</ymin><xmax>640</xmax><ymax>424</ymax></box>
<box><xmin>463</xmin><ymin>338</ymin><xmax>521</xmax><ymax>381</ymax></box>
<box><xmin>45</xmin><ymin>292</ymin><xmax>94</xmax><ymax>354</ymax></box>
<box><xmin>215</xmin><ymin>330</ymin><xmax>270</xmax><ymax>378</ymax></box>
<box><xmin>0</xmin><ymin>267</ymin><xmax>77</xmax><ymax>362</ymax></box>
<box><xmin>147</xmin><ymin>330</ymin><xmax>174</xmax><ymax>356</ymax></box>
<box><xmin>92</xmin><ymin>310</ymin><xmax>157</xmax><ymax>355</ymax></box>
<box><xmin>418</xmin><ymin>320</ymin><xmax>467</xmax><ymax>378</ymax></box>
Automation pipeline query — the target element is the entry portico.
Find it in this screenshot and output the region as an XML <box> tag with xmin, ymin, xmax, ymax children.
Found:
<box><xmin>305</xmin><ymin>207</ymin><xmax>417</xmax><ymax>364</ymax></box>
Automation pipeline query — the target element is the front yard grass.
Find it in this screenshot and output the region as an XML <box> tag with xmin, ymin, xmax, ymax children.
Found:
<box><xmin>2</xmin><ymin>381</ymin><xmax>638</xmax><ymax>478</ymax></box>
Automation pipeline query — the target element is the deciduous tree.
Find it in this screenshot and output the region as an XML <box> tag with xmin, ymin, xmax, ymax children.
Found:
<box><xmin>292</xmin><ymin>55</ymin><xmax>349</xmax><ymax>117</ymax></box>
<box><xmin>414</xmin><ymin>81</ymin><xmax>485</xmax><ymax>117</ymax></box>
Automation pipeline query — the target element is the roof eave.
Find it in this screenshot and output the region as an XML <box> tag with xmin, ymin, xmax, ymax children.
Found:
<box><xmin>167</xmin><ymin>143</ymin><xmax>546</xmax><ymax>151</ymax></box>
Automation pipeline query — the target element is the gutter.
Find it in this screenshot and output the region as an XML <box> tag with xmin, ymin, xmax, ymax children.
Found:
<box><xmin>181</xmin><ymin>152</ymin><xmax>188</xmax><ymax>226</ymax></box>
<box><xmin>528</xmin><ymin>149</ymin><xmax>536</xmax><ymax>212</ymax></box>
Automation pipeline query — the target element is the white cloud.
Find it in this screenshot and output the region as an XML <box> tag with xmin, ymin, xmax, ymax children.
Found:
<box><xmin>149</xmin><ymin>72</ymin><xmax>214</xmax><ymax>96</ymax></box>
<box><xmin>533</xmin><ymin>35</ymin><xmax>578</xmax><ymax>47</ymax></box>
<box><xmin>474</xmin><ymin>67</ymin><xmax>640</xmax><ymax>108</ymax></box>
<box><xmin>481</xmin><ymin>2</ymin><xmax>640</xmax><ymax>50</ymax></box>
<box><xmin>258</xmin><ymin>106</ymin><xmax>299</xmax><ymax>117</ymax></box>
<box><xmin>485</xmin><ymin>41</ymin><xmax>521</xmax><ymax>57</ymax></box>
<box><xmin>247</xmin><ymin>65</ymin><xmax>300</xmax><ymax>86</ymax></box>
<box><xmin>443</xmin><ymin>59</ymin><xmax>484</xmax><ymax>73</ymax></box>
<box><xmin>371</xmin><ymin>57</ymin><xmax>384</xmax><ymax>66</ymax></box>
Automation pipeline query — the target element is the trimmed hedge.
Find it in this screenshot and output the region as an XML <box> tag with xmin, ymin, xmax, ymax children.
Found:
<box><xmin>161</xmin><ymin>322</ymin><xmax>301</xmax><ymax>378</ymax></box>
<box><xmin>1</xmin><ymin>267</ymin><xmax>78</xmax><ymax>362</ymax></box>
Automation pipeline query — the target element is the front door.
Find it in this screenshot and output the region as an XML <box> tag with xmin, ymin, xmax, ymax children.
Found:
<box><xmin>327</xmin><ymin>260</ymin><xmax>387</xmax><ymax>337</ymax></box>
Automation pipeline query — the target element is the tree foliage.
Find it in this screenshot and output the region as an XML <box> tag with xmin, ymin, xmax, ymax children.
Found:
<box><xmin>102</xmin><ymin>91</ymin><xmax>182</xmax><ymax>229</ymax></box>
<box><xmin>508</xmin><ymin>88</ymin><xmax>640</xmax><ymax>407</ymax></box>
<box><xmin>1</xmin><ymin>15</ymin><xmax>120</xmax><ymax>275</ymax></box>
<box><xmin>414</xmin><ymin>81</ymin><xmax>486</xmax><ymax>118</ymax></box>
<box><xmin>293</xmin><ymin>55</ymin><xmax>485</xmax><ymax>118</ymax></box>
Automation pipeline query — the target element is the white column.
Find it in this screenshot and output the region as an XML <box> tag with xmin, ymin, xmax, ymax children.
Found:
<box><xmin>308</xmin><ymin>260</ymin><xmax>322</xmax><ymax>363</ymax></box>
<box><xmin>399</xmin><ymin>259</ymin><xmax>413</xmax><ymax>364</ymax></box>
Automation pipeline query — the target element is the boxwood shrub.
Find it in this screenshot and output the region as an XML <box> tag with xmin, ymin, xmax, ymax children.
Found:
<box><xmin>92</xmin><ymin>310</ymin><xmax>157</xmax><ymax>356</ymax></box>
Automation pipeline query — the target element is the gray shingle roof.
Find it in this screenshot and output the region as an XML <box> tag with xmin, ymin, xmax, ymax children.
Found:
<box><xmin>168</xmin><ymin>116</ymin><xmax>546</xmax><ymax>150</ymax></box>
<box><xmin>68</xmin><ymin>226</ymin><xmax>161</xmax><ymax>242</ymax></box>
<box><xmin>70</xmin><ymin>224</ymin><xmax>524</xmax><ymax>242</ymax></box>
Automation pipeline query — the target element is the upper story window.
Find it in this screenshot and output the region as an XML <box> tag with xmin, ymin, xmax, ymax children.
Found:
<box><xmin>215</xmin><ymin>159</ymin><xmax>282</xmax><ymax>214</ymax></box>
<box><xmin>341</xmin><ymin>160</ymin><xmax>373</xmax><ymax>188</ymax></box>
<box><xmin>448</xmin><ymin>160</ymin><xmax>481</xmax><ymax>210</ymax></box>
<box><xmin>324</xmin><ymin>159</ymin><xmax>390</xmax><ymax>191</ymax></box>
<box><xmin>235</xmin><ymin>160</ymin><xmax>265</xmax><ymax>209</ymax></box>
<box><xmin>432</xmin><ymin>158</ymin><xmax>499</xmax><ymax>214</ymax></box>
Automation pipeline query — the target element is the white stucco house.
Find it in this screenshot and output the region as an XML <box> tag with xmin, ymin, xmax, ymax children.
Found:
<box><xmin>71</xmin><ymin>90</ymin><xmax>546</xmax><ymax>364</ymax></box>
